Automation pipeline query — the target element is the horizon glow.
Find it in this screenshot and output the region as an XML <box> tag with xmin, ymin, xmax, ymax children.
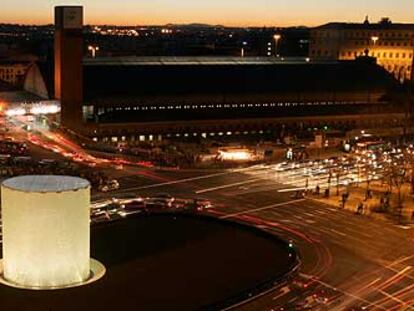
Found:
<box><xmin>1</xmin><ymin>0</ymin><xmax>414</xmax><ymax>27</ymax></box>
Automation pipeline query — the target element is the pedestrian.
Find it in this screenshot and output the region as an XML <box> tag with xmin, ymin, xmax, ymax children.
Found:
<box><xmin>315</xmin><ymin>185</ymin><xmax>320</xmax><ymax>196</ymax></box>
<box><xmin>357</xmin><ymin>202</ymin><xmax>364</xmax><ymax>215</ymax></box>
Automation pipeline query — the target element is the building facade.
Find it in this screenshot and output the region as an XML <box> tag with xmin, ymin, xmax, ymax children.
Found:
<box><xmin>310</xmin><ymin>18</ymin><xmax>414</xmax><ymax>81</ymax></box>
<box><xmin>0</xmin><ymin>62</ymin><xmax>30</xmax><ymax>86</ymax></box>
<box><xmin>23</xmin><ymin>55</ymin><xmax>406</xmax><ymax>142</ymax></box>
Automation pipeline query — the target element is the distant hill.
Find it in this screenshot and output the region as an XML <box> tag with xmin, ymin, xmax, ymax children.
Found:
<box><xmin>165</xmin><ymin>23</ymin><xmax>225</xmax><ymax>29</ymax></box>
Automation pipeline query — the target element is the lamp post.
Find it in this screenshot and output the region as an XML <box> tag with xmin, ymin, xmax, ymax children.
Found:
<box><xmin>273</xmin><ymin>34</ymin><xmax>281</xmax><ymax>57</ymax></box>
<box><xmin>241</xmin><ymin>41</ymin><xmax>247</xmax><ymax>58</ymax></box>
<box><xmin>370</xmin><ymin>36</ymin><xmax>379</xmax><ymax>57</ymax></box>
<box><xmin>88</xmin><ymin>45</ymin><xmax>100</xmax><ymax>58</ymax></box>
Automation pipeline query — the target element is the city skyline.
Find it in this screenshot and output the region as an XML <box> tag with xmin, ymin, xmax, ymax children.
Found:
<box><xmin>2</xmin><ymin>0</ymin><xmax>414</xmax><ymax>26</ymax></box>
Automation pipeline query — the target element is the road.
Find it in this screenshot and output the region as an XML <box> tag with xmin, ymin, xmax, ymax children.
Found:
<box><xmin>100</xmin><ymin>165</ymin><xmax>414</xmax><ymax>310</ymax></box>
<box><xmin>4</xmin><ymin>116</ymin><xmax>414</xmax><ymax>309</ymax></box>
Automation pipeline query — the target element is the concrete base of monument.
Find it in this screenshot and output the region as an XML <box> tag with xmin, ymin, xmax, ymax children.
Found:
<box><xmin>0</xmin><ymin>258</ymin><xmax>106</xmax><ymax>290</ymax></box>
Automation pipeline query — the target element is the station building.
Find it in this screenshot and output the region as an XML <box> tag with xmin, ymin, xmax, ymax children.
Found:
<box><xmin>19</xmin><ymin>6</ymin><xmax>407</xmax><ymax>143</ymax></box>
<box><xmin>24</xmin><ymin>55</ymin><xmax>404</xmax><ymax>142</ymax></box>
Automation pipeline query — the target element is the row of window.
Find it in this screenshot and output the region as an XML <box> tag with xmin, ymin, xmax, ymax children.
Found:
<box><xmin>97</xmin><ymin>130</ymin><xmax>274</xmax><ymax>143</ymax></box>
<box><xmin>312</xmin><ymin>39</ymin><xmax>414</xmax><ymax>47</ymax></box>
<box><xmin>311</xmin><ymin>49</ymin><xmax>413</xmax><ymax>62</ymax></box>
<box><xmin>341</xmin><ymin>50</ymin><xmax>413</xmax><ymax>60</ymax></box>
<box><xmin>0</xmin><ymin>68</ymin><xmax>18</xmax><ymax>74</ymax></box>
<box><xmin>93</xmin><ymin>101</ymin><xmax>375</xmax><ymax>114</ymax></box>
<box><xmin>313</xmin><ymin>30</ymin><xmax>414</xmax><ymax>39</ymax></box>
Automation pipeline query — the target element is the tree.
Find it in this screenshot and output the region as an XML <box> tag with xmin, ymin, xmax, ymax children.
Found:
<box><xmin>383</xmin><ymin>158</ymin><xmax>407</xmax><ymax>222</ymax></box>
<box><xmin>389</xmin><ymin>81</ymin><xmax>414</xmax><ymax>143</ymax></box>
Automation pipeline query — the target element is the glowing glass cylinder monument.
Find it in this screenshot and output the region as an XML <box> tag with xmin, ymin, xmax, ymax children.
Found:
<box><xmin>1</xmin><ymin>175</ymin><xmax>92</xmax><ymax>288</ymax></box>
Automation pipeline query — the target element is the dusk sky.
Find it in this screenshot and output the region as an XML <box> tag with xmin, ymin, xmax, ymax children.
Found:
<box><xmin>2</xmin><ymin>0</ymin><xmax>414</xmax><ymax>26</ymax></box>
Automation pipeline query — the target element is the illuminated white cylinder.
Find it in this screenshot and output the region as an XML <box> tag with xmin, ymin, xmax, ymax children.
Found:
<box><xmin>1</xmin><ymin>175</ymin><xmax>90</xmax><ymax>288</ymax></box>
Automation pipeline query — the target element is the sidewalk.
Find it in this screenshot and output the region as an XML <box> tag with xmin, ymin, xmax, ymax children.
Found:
<box><xmin>311</xmin><ymin>182</ymin><xmax>414</xmax><ymax>224</ymax></box>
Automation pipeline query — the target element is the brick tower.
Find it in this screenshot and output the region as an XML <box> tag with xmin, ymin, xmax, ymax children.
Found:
<box><xmin>54</xmin><ymin>6</ymin><xmax>83</xmax><ymax>129</ymax></box>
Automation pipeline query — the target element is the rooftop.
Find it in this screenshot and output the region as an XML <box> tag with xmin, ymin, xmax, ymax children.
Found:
<box><xmin>83</xmin><ymin>56</ymin><xmax>320</xmax><ymax>66</ymax></box>
<box><xmin>82</xmin><ymin>57</ymin><xmax>396</xmax><ymax>103</ymax></box>
<box><xmin>2</xmin><ymin>175</ymin><xmax>90</xmax><ymax>193</ymax></box>
<box><xmin>314</xmin><ymin>22</ymin><xmax>414</xmax><ymax>31</ymax></box>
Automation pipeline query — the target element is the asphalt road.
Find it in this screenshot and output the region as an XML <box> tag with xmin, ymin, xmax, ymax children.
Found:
<box><xmin>6</xmin><ymin>132</ymin><xmax>414</xmax><ymax>310</ymax></box>
<box><xmin>102</xmin><ymin>165</ymin><xmax>414</xmax><ymax>310</ymax></box>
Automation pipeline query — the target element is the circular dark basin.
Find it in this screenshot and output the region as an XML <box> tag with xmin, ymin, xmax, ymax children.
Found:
<box><xmin>0</xmin><ymin>213</ymin><xmax>299</xmax><ymax>310</ymax></box>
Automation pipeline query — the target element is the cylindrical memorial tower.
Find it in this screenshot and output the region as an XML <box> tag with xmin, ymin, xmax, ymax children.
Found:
<box><xmin>0</xmin><ymin>175</ymin><xmax>105</xmax><ymax>289</ymax></box>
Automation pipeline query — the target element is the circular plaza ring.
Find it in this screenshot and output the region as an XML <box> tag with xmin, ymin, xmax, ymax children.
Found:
<box><xmin>0</xmin><ymin>258</ymin><xmax>106</xmax><ymax>290</ymax></box>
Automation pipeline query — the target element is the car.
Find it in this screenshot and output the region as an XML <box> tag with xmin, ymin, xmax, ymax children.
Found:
<box><xmin>38</xmin><ymin>159</ymin><xmax>57</xmax><ymax>165</ymax></box>
<box><xmin>123</xmin><ymin>199</ymin><xmax>146</xmax><ymax>211</ymax></box>
<box><xmin>96</xmin><ymin>202</ymin><xmax>123</xmax><ymax>215</ymax></box>
<box><xmin>90</xmin><ymin>210</ymin><xmax>111</xmax><ymax>224</ymax></box>
<box><xmin>150</xmin><ymin>193</ymin><xmax>175</xmax><ymax>207</ymax></box>
<box><xmin>191</xmin><ymin>198</ymin><xmax>213</xmax><ymax>211</ymax></box>
<box><xmin>85</xmin><ymin>161</ymin><xmax>97</xmax><ymax>167</ymax></box>
<box><xmin>99</xmin><ymin>180</ymin><xmax>120</xmax><ymax>192</ymax></box>
<box><xmin>144</xmin><ymin>199</ymin><xmax>168</xmax><ymax>210</ymax></box>
<box><xmin>171</xmin><ymin>199</ymin><xmax>189</xmax><ymax>209</ymax></box>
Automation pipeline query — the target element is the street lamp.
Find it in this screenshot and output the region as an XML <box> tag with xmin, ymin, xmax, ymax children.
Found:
<box><xmin>371</xmin><ymin>36</ymin><xmax>379</xmax><ymax>45</ymax></box>
<box><xmin>273</xmin><ymin>34</ymin><xmax>281</xmax><ymax>57</ymax></box>
<box><xmin>241</xmin><ymin>41</ymin><xmax>247</xmax><ymax>58</ymax></box>
<box><xmin>88</xmin><ymin>45</ymin><xmax>100</xmax><ymax>58</ymax></box>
